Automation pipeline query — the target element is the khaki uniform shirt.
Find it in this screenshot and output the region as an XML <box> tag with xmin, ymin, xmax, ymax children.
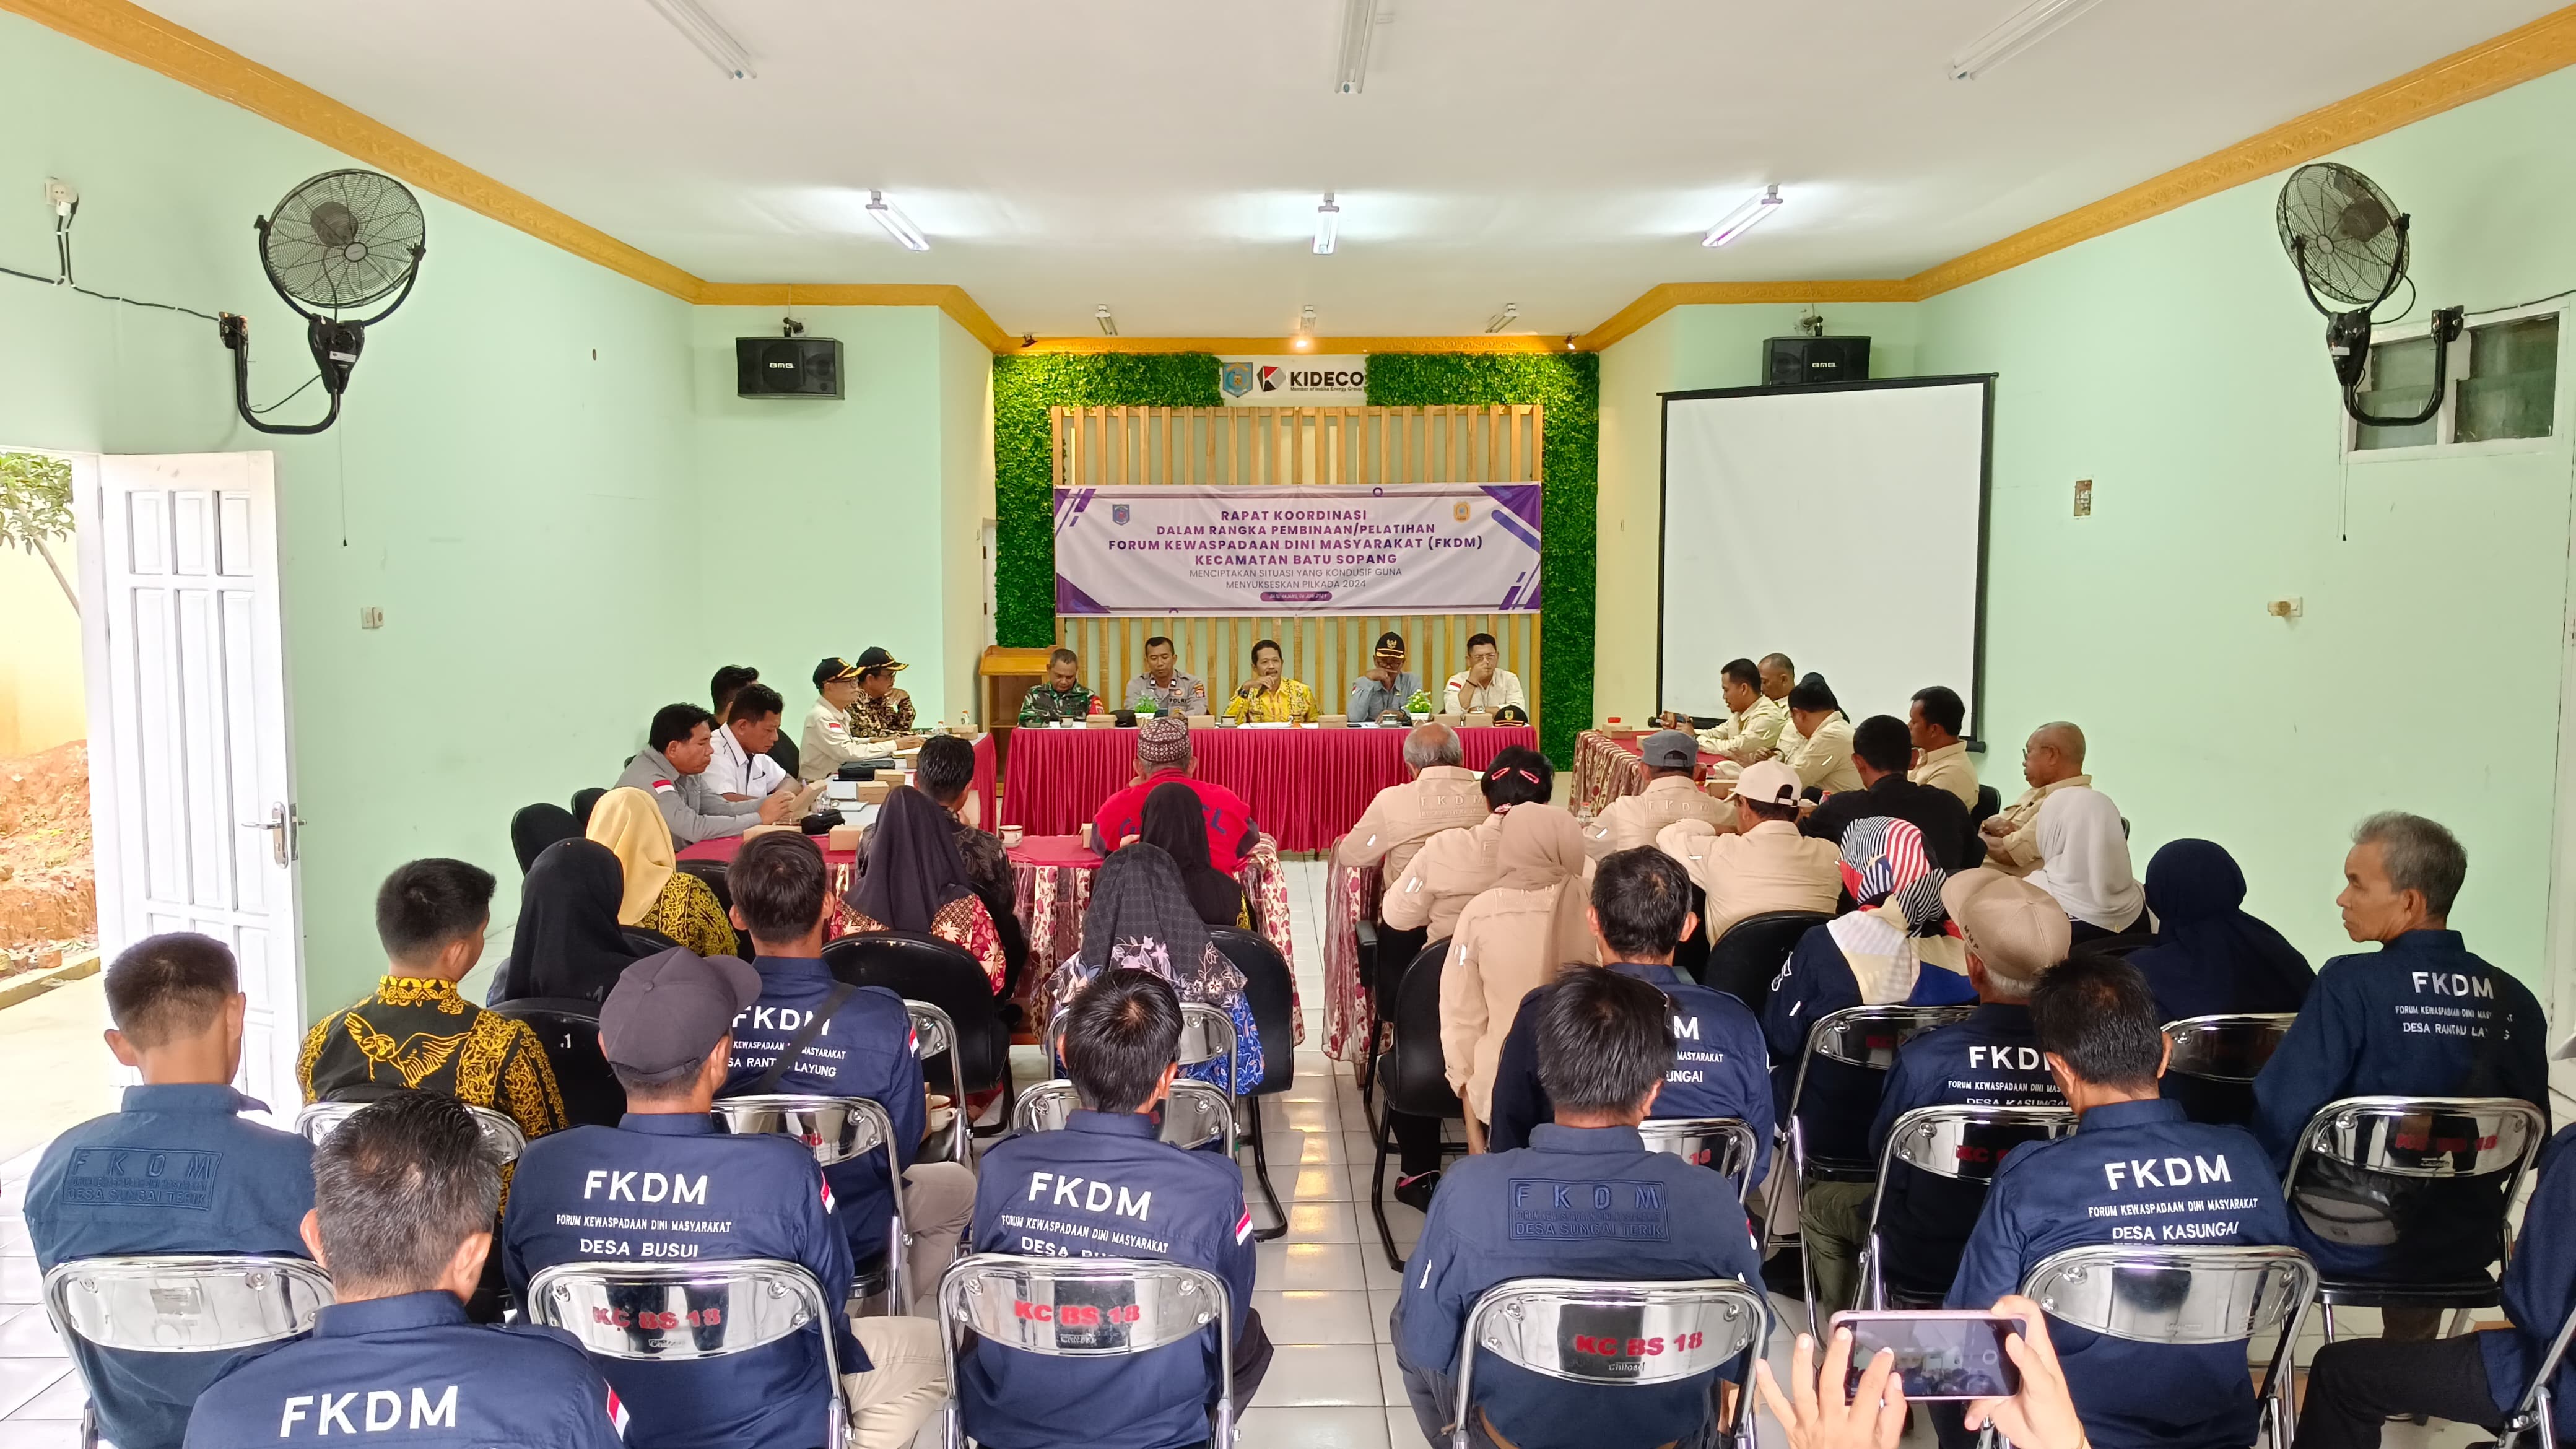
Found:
<box><xmin>1910</xmin><ymin>741</ymin><xmax>1980</xmax><ymax>809</ymax></box>
<box><xmin>1337</xmin><ymin>765</ymin><xmax>1489</xmax><ymax>889</ymax></box>
<box><xmin>1695</xmin><ymin>694</ymin><xmax>1789</xmax><ymax>763</ymax></box>
<box><xmin>1983</xmin><ymin>773</ymin><xmax>2092</xmax><ymax>876</ymax></box>
<box><xmin>799</xmin><ymin>697</ymin><xmax>879</xmax><ymax>783</ymax></box>
<box><xmin>1382</xmin><ymin>814</ymin><xmax>1507</xmax><ymax>942</ymax></box>
<box><xmin>1778</xmin><ymin>715</ymin><xmax>1864</xmax><ymax>795</ymax></box>
<box><xmin>1583</xmin><ymin>774</ymin><xmax>1734</xmax><ymax>859</ymax></box>
<box><xmin>1656</xmin><ymin>819</ymin><xmax>1846</xmax><ymax>943</ymax></box>
<box><xmin>1443</xmin><ymin>881</ymin><xmax>1592</xmax><ymax>1123</ymax></box>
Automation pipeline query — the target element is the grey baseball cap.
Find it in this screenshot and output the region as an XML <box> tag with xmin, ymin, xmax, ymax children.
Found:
<box><xmin>1641</xmin><ymin>729</ymin><xmax>1699</xmax><ymax>770</ymax></box>
<box><xmin>599</xmin><ymin>947</ymin><xmax>762</xmax><ymax>1075</ymax></box>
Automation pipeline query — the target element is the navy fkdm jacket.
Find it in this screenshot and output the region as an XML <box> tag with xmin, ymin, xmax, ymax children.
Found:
<box><xmin>962</xmin><ymin>1111</ymin><xmax>1256</xmax><ymax>1449</ymax></box>
<box><xmin>1863</xmin><ymin>1003</ymin><xmax>2063</xmax><ymax>1297</ymax></box>
<box><xmin>180</xmin><ymin>1290</ymin><xmax>625</xmax><ymax>1449</ymax></box>
<box><xmin>2250</xmin><ymin>930</ymin><xmax>2550</xmax><ymax>1279</ymax></box>
<box><xmin>502</xmin><ymin>1113</ymin><xmax>861</xmax><ymax>1449</ymax></box>
<box><xmin>721</xmin><ymin>958</ymin><xmax>926</xmax><ymax>1262</ymax></box>
<box><xmin>1946</xmin><ymin>1099</ymin><xmax>2292</xmax><ymax>1449</ymax></box>
<box><xmin>2479</xmin><ymin>1125</ymin><xmax>2576</xmax><ymax>1434</ymax></box>
<box><xmin>1484</xmin><ymin>960</ymin><xmax>1775</xmax><ymax>1181</ymax></box>
<box><xmin>1395</xmin><ymin>1124</ymin><xmax>1761</xmax><ymax>1448</ymax></box>
<box><xmin>25</xmin><ymin>1084</ymin><xmax>317</xmax><ymax>1449</ymax></box>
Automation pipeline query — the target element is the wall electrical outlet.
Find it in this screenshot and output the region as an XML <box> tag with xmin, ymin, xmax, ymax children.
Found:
<box><xmin>2073</xmin><ymin>479</ymin><xmax>2093</xmax><ymax>516</ymax></box>
<box><xmin>359</xmin><ymin>606</ymin><xmax>384</xmax><ymax>630</ymax></box>
<box><xmin>42</xmin><ymin>178</ymin><xmax>77</xmax><ymax>211</ymax></box>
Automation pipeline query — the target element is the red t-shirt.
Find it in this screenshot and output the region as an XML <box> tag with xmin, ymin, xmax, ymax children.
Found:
<box><xmin>1089</xmin><ymin>770</ymin><xmax>1262</xmax><ymax>872</ymax></box>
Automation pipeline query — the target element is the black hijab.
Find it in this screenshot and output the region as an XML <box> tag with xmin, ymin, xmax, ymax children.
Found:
<box><xmin>848</xmin><ymin>785</ymin><xmax>975</xmax><ymax>933</ymax></box>
<box><xmin>500</xmin><ymin>839</ymin><xmax>647</xmax><ymax>1004</ymax></box>
<box><xmin>2128</xmin><ymin>838</ymin><xmax>2315</xmax><ymax>1019</ymax></box>
<box><xmin>1139</xmin><ymin>781</ymin><xmax>1246</xmax><ymax>927</ymax></box>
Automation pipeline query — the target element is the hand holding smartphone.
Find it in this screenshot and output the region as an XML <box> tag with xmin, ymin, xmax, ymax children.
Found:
<box><xmin>1826</xmin><ymin>1311</ymin><xmax>2027</xmax><ymax>1402</ymax></box>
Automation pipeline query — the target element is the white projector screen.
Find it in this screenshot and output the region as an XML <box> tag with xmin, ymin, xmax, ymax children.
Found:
<box><xmin>1658</xmin><ymin>377</ymin><xmax>1991</xmax><ymax>736</ymax></box>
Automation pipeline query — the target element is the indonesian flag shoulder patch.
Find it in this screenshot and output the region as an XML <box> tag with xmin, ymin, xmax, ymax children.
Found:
<box><xmin>1234</xmin><ymin>1208</ymin><xmax>1254</xmax><ymax>1244</ymax></box>
<box><xmin>820</xmin><ymin>1178</ymin><xmax>837</xmax><ymax>1214</ymax></box>
<box><xmin>606</xmin><ymin>1386</ymin><xmax>629</xmax><ymax>1437</ymax></box>
<box><xmin>650</xmin><ymin>778</ymin><xmax>676</xmax><ymax>794</ymax></box>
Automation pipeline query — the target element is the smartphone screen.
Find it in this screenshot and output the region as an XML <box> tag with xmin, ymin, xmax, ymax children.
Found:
<box><xmin>1830</xmin><ymin>1312</ymin><xmax>2025</xmax><ymax>1401</ymax></box>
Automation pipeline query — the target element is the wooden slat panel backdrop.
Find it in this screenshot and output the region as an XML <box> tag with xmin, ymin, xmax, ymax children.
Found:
<box><xmin>1052</xmin><ymin>405</ymin><xmax>1544</xmax><ymax>725</ymax></box>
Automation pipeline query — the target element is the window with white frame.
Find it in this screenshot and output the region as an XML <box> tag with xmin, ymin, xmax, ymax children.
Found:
<box><xmin>2348</xmin><ymin>303</ymin><xmax>2563</xmax><ymax>456</ymax></box>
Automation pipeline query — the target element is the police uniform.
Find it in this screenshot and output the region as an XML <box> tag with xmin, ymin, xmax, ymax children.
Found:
<box><xmin>1861</xmin><ymin>1003</ymin><xmax>2061</xmax><ymax>1300</ymax></box>
<box><xmin>27</xmin><ymin>1086</ymin><xmax>315</xmax><ymax>1449</ymax></box>
<box><xmin>180</xmin><ymin>1290</ymin><xmax>625</xmax><ymax>1449</ymax></box>
<box><xmin>1393</xmin><ymin>1123</ymin><xmax>1761</xmax><ymax>1449</ymax></box>
<box><xmin>961</xmin><ymin>1112</ymin><xmax>1264</xmax><ymax>1449</ymax></box>
<box><xmin>1945</xmin><ymin>1099</ymin><xmax>2292</xmax><ymax>1449</ymax></box>
<box><xmin>1482</xmin><ymin>961</ymin><xmax>1775</xmax><ymax>1185</ymax></box>
<box><xmin>1760</xmin><ymin>925</ymin><xmax>1977</xmax><ymax>1169</ymax></box>
<box><xmin>503</xmin><ymin>1115</ymin><xmax>863</xmax><ymax>1449</ymax></box>
<box><xmin>2249</xmin><ymin>929</ymin><xmax>2550</xmax><ymax>1281</ymax></box>
<box><xmin>722</xmin><ymin>959</ymin><xmax>976</xmax><ymax>1301</ymax></box>
<box><xmin>614</xmin><ymin>744</ymin><xmax>762</xmax><ymax>846</ymax></box>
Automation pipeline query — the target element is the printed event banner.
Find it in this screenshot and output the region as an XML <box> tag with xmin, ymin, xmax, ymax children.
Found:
<box><xmin>1055</xmin><ymin>483</ymin><xmax>1543</xmax><ymax>617</ymax></box>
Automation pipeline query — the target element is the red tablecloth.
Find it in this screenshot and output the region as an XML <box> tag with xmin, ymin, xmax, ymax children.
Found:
<box><xmin>1000</xmin><ymin>724</ymin><xmax>1539</xmax><ymax>852</ymax></box>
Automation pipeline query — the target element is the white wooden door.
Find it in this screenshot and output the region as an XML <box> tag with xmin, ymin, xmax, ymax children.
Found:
<box><xmin>79</xmin><ymin>452</ymin><xmax>303</xmax><ymax>1114</ymax></box>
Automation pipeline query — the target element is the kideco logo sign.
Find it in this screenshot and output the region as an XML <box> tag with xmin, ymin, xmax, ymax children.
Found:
<box><xmin>1218</xmin><ymin>359</ymin><xmax>1366</xmax><ymax>399</ymax></box>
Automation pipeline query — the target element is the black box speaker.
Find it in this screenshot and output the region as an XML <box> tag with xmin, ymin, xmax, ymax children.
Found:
<box><xmin>736</xmin><ymin>337</ymin><xmax>843</xmax><ymax>398</ymax></box>
<box><xmin>1764</xmin><ymin>335</ymin><xmax>1871</xmax><ymax>386</ymax></box>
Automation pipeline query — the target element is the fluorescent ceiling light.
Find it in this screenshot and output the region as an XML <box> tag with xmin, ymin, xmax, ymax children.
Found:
<box><xmin>1485</xmin><ymin>303</ymin><xmax>1518</xmax><ymax>334</ymax></box>
<box><xmin>1949</xmin><ymin>0</ymin><xmax>2108</xmax><ymax>80</ymax></box>
<box><xmin>865</xmin><ymin>191</ymin><xmax>929</xmax><ymax>251</ymax></box>
<box><xmin>642</xmin><ymin>0</ymin><xmax>753</xmax><ymax>79</ymax></box>
<box><xmin>1701</xmin><ymin>186</ymin><xmax>1783</xmax><ymax>247</ymax></box>
<box><xmin>1094</xmin><ymin>305</ymin><xmax>1117</xmax><ymax>337</ymax></box>
<box><xmin>1334</xmin><ymin>0</ymin><xmax>1378</xmax><ymax>94</ymax></box>
<box><xmin>1314</xmin><ymin>194</ymin><xmax>1341</xmax><ymax>255</ymax></box>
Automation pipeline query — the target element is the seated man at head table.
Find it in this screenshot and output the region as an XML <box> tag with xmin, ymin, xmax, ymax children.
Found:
<box><xmin>1656</xmin><ymin>759</ymin><xmax>1844</xmax><ymax>949</ymax></box>
<box><xmin>1443</xmin><ymin>630</ymin><xmax>1526</xmax><ymax>716</ymax></box>
<box><xmin>504</xmin><ymin>948</ymin><xmax>951</xmax><ymax>1449</ymax></box>
<box><xmin>1692</xmin><ymin>655</ymin><xmax>1789</xmax><ymax>764</ymax></box>
<box><xmin>1336</xmin><ymin>721</ymin><xmax>1489</xmax><ymax>893</ymax></box>
<box><xmin>1347</xmin><ymin>629</ymin><xmax>1422</xmax><ymax>723</ymax></box>
<box><xmin>704</xmin><ymin>681</ymin><xmax>791</xmax><ymax>801</ymax></box>
<box><xmin>847</xmin><ymin>645</ymin><xmax>925</xmax><ymax>745</ymax></box>
<box><xmin>1394</xmin><ymin>967</ymin><xmax>1762</xmax><ymax>1449</ymax></box>
<box><xmin>1908</xmin><ymin>684</ymin><xmax>1978</xmax><ymax>809</ymax></box>
<box><xmin>180</xmin><ymin>1095</ymin><xmax>625</xmax><ymax>1449</ymax></box>
<box><xmin>1938</xmin><ymin>954</ymin><xmax>2291</xmax><ymax>1449</ymax></box>
<box><xmin>1222</xmin><ymin>636</ymin><xmax>1318</xmax><ymax>723</ymax></box>
<box><xmin>1582</xmin><ymin>728</ymin><xmax>1733</xmax><ymax>858</ymax></box>
<box><xmin>2248</xmin><ymin>811</ymin><xmax>2549</xmax><ymax>1327</ymax></box>
<box><xmin>28</xmin><ymin>933</ymin><xmax>315</xmax><ymax>1449</ymax></box>
<box><xmin>617</xmin><ymin>702</ymin><xmax>795</xmax><ymax>845</ymax></box>
<box><xmin>1773</xmin><ymin>673</ymin><xmax>1862</xmax><ymax>796</ymax></box>
<box><xmin>1018</xmin><ymin>645</ymin><xmax>1102</xmax><ymax>724</ymax></box>
<box><xmin>1977</xmin><ymin>721</ymin><xmax>2094</xmax><ymax>873</ymax></box>
<box><xmin>1803</xmin><ymin>714</ymin><xmax>1982</xmax><ymax>868</ymax></box>
<box><xmin>1484</xmin><ymin>846</ymin><xmax>1773</xmax><ymax>1178</ymax></box>
<box><xmin>960</xmin><ymin>969</ymin><xmax>1271</xmax><ymax>1449</ymax></box>
<box><xmin>1087</xmin><ymin>716</ymin><xmax>1261</xmax><ymax>872</ymax></box>
<box><xmin>1124</xmin><ymin>634</ymin><xmax>1209</xmax><ymax>718</ymax></box>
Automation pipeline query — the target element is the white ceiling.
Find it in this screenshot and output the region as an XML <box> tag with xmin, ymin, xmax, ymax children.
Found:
<box><xmin>140</xmin><ymin>0</ymin><xmax>2564</xmax><ymax>337</ymax></box>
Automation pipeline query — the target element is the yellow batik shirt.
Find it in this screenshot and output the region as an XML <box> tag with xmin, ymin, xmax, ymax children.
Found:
<box><xmin>298</xmin><ymin>975</ymin><xmax>569</xmax><ymax>1142</ymax></box>
<box><xmin>1223</xmin><ymin>678</ymin><xmax>1317</xmax><ymax>723</ymax></box>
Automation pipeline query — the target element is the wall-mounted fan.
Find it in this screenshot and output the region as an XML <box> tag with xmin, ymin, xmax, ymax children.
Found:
<box><xmin>217</xmin><ymin>169</ymin><xmax>428</xmax><ymax>435</ymax></box>
<box><xmin>2276</xmin><ymin>162</ymin><xmax>2460</xmax><ymax>428</ymax></box>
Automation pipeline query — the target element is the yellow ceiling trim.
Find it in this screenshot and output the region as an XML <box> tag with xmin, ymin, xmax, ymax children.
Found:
<box><xmin>694</xmin><ymin>283</ymin><xmax>1015</xmax><ymax>351</ymax></box>
<box><xmin>1904</xmin><ymin>0</ymin><xmax>2576</xmax><ymax>298</ymax></box>
<box><xmin>0</xmin><ymin>0</ymin><xmax>707</xmax><ymax>303</ymax></box>
<box><xmin>1012</xmin><ymin>336</ymin><xmax>1575</xmax><ymax>356</ymax></box>
<box><xmin>1575</xmin><ymin>280</ymin><xmax>1918</xmax><ymax>352</ymax></box>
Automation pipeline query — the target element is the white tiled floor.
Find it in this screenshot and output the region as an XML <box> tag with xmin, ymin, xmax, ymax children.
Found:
<box><xmin>0</xmin><ymin>859</ymin><xmax>2505</xmax><ymax>1448</ymax></box>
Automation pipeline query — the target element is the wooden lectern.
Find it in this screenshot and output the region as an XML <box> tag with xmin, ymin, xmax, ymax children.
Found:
<box><xmin>979</xmin><ymin>646</ymin><xmax>1055</xmax><ymax>773</ymax></box>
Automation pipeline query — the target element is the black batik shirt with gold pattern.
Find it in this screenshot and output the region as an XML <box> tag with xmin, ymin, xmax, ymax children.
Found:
<box><xmin>298</xmin><ymin>975</ymin><xmax>568</xmax><ymax>1141</ymax></box>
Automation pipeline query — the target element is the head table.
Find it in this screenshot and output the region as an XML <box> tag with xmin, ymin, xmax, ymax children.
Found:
<box><xmin>999</xmin><ymin>722</ymin><xmax>1539</xmax><ymax>853</ymax></box>
<box><xmin>674</xmin><ymin>830</ymin><xmax>1299</xmax><ymax>1040</ymax></box>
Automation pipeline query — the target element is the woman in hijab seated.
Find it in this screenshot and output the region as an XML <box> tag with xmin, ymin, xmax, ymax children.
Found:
<box><xmin>1048</xmin><ymin>843</ymin><xmax>1264</xmax><ymax>1095</ymax></box>
<box><xmin>2127</xmin><ymin>838</ymin><xmax>2313</xmax><ymax>1022</ymax></box>
<box><xmin>1438</xmin><ymin>803</ymin><xmax>1596</xmax><ymax>1150</ymax></box>
<box><xmin>2027</xmin><ymin>785</ymin><xmax>2145</xmax><ymax>941</ymax></box>
<box><xmin>585</xmin><ymin>785</ymin><xmax>736</xmax><ymax>959</ymax></box>
<box><xmin>1141</xmin><ymin>781</ymin><xmax>1250</xmax><ymax>929</ymax></box>
<box><xmin>489</xmin><ymin>839</ymin><xmax>648</xmax><ymax>1005</ymax></box>
<box><xmin>844</xmin><ymin>785</ymin><xmax>1010</xmax><ymax>994</ymax></box>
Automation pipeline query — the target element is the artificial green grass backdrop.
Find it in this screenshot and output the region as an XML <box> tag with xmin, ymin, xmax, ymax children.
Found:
<box><xmin>991</xmin><ymin>350</ymin><xmax>1598</xmax><ymax>762</ymax></box>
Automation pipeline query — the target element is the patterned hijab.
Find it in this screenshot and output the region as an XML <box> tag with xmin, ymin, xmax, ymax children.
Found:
<box><xmin>1074</xmin><ymin>843</ymin><xmax>1246</xmax><ymax>1006</ymax></box>
<box><xmin>1825</xmin><ymin>817</ymin><xmax>1964</xmax><ymax>1003</ymax></box>
<box><xmin>586</xmin><ymin>786</ymin><xmax>676</xmax><ymax>925</ymax></box>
